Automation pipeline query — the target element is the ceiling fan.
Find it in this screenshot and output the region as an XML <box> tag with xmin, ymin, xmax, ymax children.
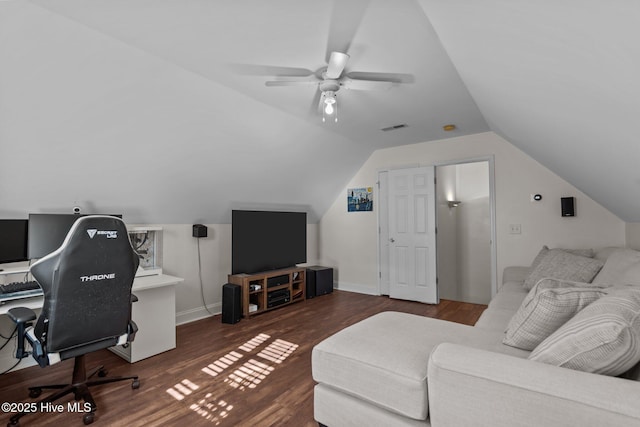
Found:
<box><xmin>231</xmin><ymin>0</ymin><xmax>414</xmax><ymax>122</ymax></box>
<box><xmin>262</xmin><ymin>51</ymin><xmax>413</xmax><ymax>122</ymax></box>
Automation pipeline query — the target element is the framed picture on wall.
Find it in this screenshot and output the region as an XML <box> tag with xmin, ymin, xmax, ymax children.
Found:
<box><xmin>347</xmin><ymin>187</ymin><xmax>373</xmax><ymax>212</ymax></box>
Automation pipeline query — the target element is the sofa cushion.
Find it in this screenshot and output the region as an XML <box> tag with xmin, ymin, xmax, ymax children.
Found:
<box><xmin>530</xmin><ymin>246</ymin><xmax>595</xmax><ymax>269</ymax></box>
<box><xmin>503</xmin><ymin>279</ymin><xmax>607</xmax><ymax>350</ymax></box>
<box><xmin>621</xmin><ymin>262</ymin><xmax>640</xmax><ymax>286</ymax></box>
<box><xmin>592</xmin><ymin>248</ymin><xmax>640</xmax><ymax>286</ymax></box>
<box><xmin>488</xmin><ymin>281</ymin><xmax>529</xmax><ymax>311</ymax></box>
<box><xmin>523</xmin><ymin>249</ymin><xmax>604</xmax><ymax>290</ymax></box>
<box><xmin>529</xmin><ymin>286</ymin><xmax>640</xmax><ymax>376</ymax></box>
<box><xmin>594</xmin><ymin>246</ymin><xmax>621</xmax><ymax>262</ymax></box>
<box><xmin>475</xmin><ymin>307</ymin><xmax>518</xmax><ymax>332</ymax></box>
<box><xmin>311</xmin><ymin>312</ymin><xmax>527</xmax><ymax>421</ymax></box>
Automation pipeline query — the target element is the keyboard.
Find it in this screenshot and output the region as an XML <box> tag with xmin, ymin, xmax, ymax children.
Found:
<box><xmin>0</xmin><ymin>280</ymin><xmax>43</xmax><ymax>303</ymax></box>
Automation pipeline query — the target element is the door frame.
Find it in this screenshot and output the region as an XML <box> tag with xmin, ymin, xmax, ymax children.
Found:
<box><xmin>378</xmin><ymin>156</ymin><xmax>498</xmax><ymax>299</ymax></box>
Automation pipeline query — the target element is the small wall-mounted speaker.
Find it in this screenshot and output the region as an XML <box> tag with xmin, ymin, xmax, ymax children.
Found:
<box><xmin>192</xmin><ymin>224</ymin><xmax>208</xmax><ymax>238</ymax></box>
<box><xmin>561</xmin><ymin>197</ymin><xmax>575</xmax><ymax>217</ymax></box>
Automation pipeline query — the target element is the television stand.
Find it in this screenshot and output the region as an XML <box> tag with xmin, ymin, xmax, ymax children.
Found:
<box><xmin>228</xmin><ymin>266</ymin><xmax>306</xmax><ymax>318</ymax></box>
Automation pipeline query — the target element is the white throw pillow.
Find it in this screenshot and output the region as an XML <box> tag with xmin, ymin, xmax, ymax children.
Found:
<box><xmin>591</xmin><ymin>248</ymin><xmax>640</xmax><ymax>286</ymax></box>
<box><xmin>504</xmin><ymin>278</ymin><xmax>606</xmax><ymax>350</ymax></box>
<box><xmin>529</xmin><ymin>286</ymin><xmax>640</xmax><ymax>376</ymax></box>
<box><xmin>530</xmin><ymin>246</ymin><xmax>594</xmax><ymax>270</ymax></box>
<box><xmin>523</xmin><ymin>249</ymin><xmax>604</xmax><ymax>290</ymax></box>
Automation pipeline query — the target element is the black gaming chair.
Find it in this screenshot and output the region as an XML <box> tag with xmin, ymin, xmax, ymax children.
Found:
<box><xmin>7</xmin><ymin>215</ymin><xmax>141</xmax><ymax>426</ymax></box>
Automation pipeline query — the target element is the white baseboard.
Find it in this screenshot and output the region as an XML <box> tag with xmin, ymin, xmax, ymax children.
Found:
<box><xmin>334</xmin><ymin>281</ymin><xmax>380</xmax><ymax>296</ymax></box>
<box><xmin>176</xmin><ymin>303</ymin><xmax>221</xmax><ymax>326</ymax></box>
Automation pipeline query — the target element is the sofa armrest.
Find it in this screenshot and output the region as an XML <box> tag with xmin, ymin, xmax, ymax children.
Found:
<box><xmin>427</xmin><ymin>343</ymin><xmax>640</xmax><ymax>427</ymax></box>
<box><xmin>502</xmin><ymin>266</ymin><xmax>530</xmax><ymax>285</ymax></box>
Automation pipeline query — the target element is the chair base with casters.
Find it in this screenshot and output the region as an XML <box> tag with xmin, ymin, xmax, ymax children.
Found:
<box><xmin>7</xmin><ymin>305</ymin><xmax>140</xmax><ymax>426</ymax></box>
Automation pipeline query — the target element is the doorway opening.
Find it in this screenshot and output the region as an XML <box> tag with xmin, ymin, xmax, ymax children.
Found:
<box><xmin>435</xmin><ymin>160</ymin><xmax>493</xmax><ymax>304</ymax></box>
<box><xmin>378</xmin><ymin>158</ymin><xmax>496</xmax><ymax>305</ymax></box>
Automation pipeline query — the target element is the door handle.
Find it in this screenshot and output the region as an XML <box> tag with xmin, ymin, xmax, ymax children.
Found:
<box><xmin>389</xmin><ymin>238</ymin><xmax>395</xmax><ymax>243</ymax></box>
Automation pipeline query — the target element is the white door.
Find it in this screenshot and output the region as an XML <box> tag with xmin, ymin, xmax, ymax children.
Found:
<box><xmin>388</xmin><ymin>166</ymin><xmax>438</xmax><ymax>304</ymax></box>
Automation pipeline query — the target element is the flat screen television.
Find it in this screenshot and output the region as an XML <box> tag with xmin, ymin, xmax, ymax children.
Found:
<box><xmin>0</xmin><ymin>219</ymin><xmax>29</xmax><ymax>264</ymax></box>
<box><xmin>232</xmin><ymin>210</ymin><xmax>307</xmax><ymax>275</ymax></box>
<box><xmin>28</xmin><ymin>213</ymin><xmax>122</xmax><ymax>260</ymax></box>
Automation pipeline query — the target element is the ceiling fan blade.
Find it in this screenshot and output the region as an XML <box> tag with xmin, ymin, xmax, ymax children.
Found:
<box><xmin>345</xmin><ymin>71</ymin><xmax>415</xmax><ymax>84</ymax></box>
<box><xmin>325</xmin><ymin>0</ymin><xmax>370</xmax><ymax>62</ymax></box>
<box><xmin>265</xmin><ymin>79</ymin><xmax>319</xmax><ymax>87</ymax></box>
<box><xmin>325</xmin><ymin>52</ymin><xmax>350</xmax><ymax>79</ymax></box>
<box><xmin>230</xmin><ymin>63</ymin><xmax>315</xmax><ymax>77</ymax></box>
<box><xmin>310</xmin><ymin>90</ymin><xmax>323</xmax><ymax>115</ymax></box>
<box><xmin>340</xmin><ymin>78</ymin><xmax>396</xmax><ymax>91</ymax></box>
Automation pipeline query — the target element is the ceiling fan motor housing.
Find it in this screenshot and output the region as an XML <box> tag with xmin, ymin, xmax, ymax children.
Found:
<box><xmin>320</xmin><ymin>80</ymin><xmax>341</xmax><ymax>93</ymax></box>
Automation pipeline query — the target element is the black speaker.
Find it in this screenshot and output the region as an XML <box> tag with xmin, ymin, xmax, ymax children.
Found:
<box><xmin>561</xmin><ymin>197</ymin><xmax>575</xmax><ymax>217</ymax></box>
<box><xmin>307</xmin><ymin>266</ymin><xmax>333</xmax><ymax>298</ymax></box>
<box><xmin>222</xmin><ymin>283</ymin><xmax>241</xmax><ymax>324</ymax></box>
<box><xmin>193</xmin><ymin>224</ymin><xmax>208</xmax><ymax>238</ymax></box>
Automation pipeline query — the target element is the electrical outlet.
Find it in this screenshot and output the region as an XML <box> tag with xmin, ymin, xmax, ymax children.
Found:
<box><xmin>509</xmin><ymin>224</ymin><xmax>522</xmax><ymax>234</ymax></box>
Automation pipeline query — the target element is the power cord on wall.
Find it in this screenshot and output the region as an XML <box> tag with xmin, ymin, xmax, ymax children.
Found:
<box><xmin>197</xmin><ymin>237</ymin><xmax>214</xmax><ymax>316</ymax></box>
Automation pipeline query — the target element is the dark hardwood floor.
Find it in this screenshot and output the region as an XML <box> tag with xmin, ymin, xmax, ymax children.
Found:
<box><xmin>0</xmin><ymin>291</ymin><xmax>486</xmax><ymax>427</ymax></box>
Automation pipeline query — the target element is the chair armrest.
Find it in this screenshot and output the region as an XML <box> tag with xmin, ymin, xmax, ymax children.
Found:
<box><xmin>427</xmin><ymin>343</ymin><xmax>640</xmax><ymax>427</ymax></box>
<box><xmin>7</xmin><ymin>307</ymin><xmax>36</xmax><ymax>324</ymax></box>
<box><xmin>7</xmin><ymin>307</ymin><xmax>37</xmax><ymax>360</ymax></box>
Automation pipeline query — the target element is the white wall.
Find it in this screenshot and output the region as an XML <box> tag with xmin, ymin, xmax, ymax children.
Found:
<box><xmin>319</xmin><ymin>132</ymin><xmax>625</xmax><ymax>295</ymax></box>
<box><xmin>457</xmin><ymin>196</ymin><xmax>491</xmax><ymax>304</ymax></box>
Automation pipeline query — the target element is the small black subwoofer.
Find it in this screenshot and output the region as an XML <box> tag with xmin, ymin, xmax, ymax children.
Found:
<box><xmin>222</xmin><ymin>283</ymin><xmax>241</xmax><ymax>324</ymax></box>
<box><xmin>561</xmin><ymin>197</ymin><xmax>575</xmax><ymax>217</ymax></box>
<box><xmin>307</xmin><ymin>266</ymin><xmax>333</xmax><ymax>298</ymax></box>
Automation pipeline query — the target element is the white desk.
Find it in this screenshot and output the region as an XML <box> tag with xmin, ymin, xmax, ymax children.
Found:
<box><xmin>0</xmin><ymin>274</ymin><xmax>183</xmax><ymax>364</ymax></box>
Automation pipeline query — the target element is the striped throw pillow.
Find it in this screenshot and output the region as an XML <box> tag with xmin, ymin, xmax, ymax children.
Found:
<box><xmin>503</xmin><ymin>278</ymin><xmax>606</xmax><ymax>350</ymax></box>
<box><xmin>529</xmin><ymin>286</ymin><xmax>640</xmax><ymax>376</ymax></box>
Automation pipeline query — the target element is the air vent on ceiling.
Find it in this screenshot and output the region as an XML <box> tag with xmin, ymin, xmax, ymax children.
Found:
<box><xmin>381</xmin><ymin>123</ymin><xmax>408</xmax><ymax>132</ymax></box>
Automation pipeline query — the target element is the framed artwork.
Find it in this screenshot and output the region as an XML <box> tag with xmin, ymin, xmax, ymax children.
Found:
<box><xmin>348</xmin><ymin>187</ymin><xmax>373</xmax><ymax>212</ymax></box>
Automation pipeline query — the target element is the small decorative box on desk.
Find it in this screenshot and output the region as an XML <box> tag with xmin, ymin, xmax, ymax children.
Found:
<box><xmin>227</xmin><ymin>266</ymin><xmax>306</xmax><ymax>318</ymax></box>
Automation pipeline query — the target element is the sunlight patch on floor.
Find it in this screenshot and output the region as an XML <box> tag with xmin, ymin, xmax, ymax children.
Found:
<box><xmin>202</xmin><ymin>351</ymin><xmax>243</xmax><ymax>377</ymax></box>
<box><xmin>166</xmin><ymin>332</ymin><xmax>298</xmax><ymax>423</ymax></box>
<box><xmin>166</xmin><ymin>378</ymin><xmax>200</xmax><ymax>401</ymax></box>
<box><xmin>225</xmin><ymin>358</ymin><xmax>274</xmax><ymax>390</ymax></box>
<box><xmin>238</xmin><ymin>333</ymin><xmax>271</xmax><ymax>352</ymax></box>
<box><xmin>257</xmin><ymin>339</ymin><xmax>299</xmax><ymax>364</ymax></box>
<box><xmin>189</xmin><ymin>393</ymin><xmax>234</xmax><ymax>425</ymax></box>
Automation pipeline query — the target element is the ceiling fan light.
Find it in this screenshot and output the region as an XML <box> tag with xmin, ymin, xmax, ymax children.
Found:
<box><xmin>324</xmin><ymin>102</ymin><xmax>334</xmax><ymax>115</ymax></box>
<box><xmin>321</xmin><ymin>92</ymin><xmax>338</xmax><ymax>123</ymax></box>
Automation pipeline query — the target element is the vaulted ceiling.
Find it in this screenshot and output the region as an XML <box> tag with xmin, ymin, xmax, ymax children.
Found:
<box><xmin>1</xmin><ymin>0</ymin><xmax>638</xmax><ymax>223</ymax></box>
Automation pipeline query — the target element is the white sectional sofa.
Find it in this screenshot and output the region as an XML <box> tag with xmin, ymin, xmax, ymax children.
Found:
<box><xmin>312</xmin><ymin>247</ymin><xmax>640</xmax><ymax>426</ymax></box>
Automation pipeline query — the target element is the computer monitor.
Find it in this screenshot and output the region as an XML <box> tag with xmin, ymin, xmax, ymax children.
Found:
<box><xmin>0</xmin><ymin>219</ymin><xmax>29</xmax><ymax>264</ymax></box>
<box><xmin>28</xmin><ymin>214</ymin><xmax>122</xmax><ymax>260</ymax></box>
